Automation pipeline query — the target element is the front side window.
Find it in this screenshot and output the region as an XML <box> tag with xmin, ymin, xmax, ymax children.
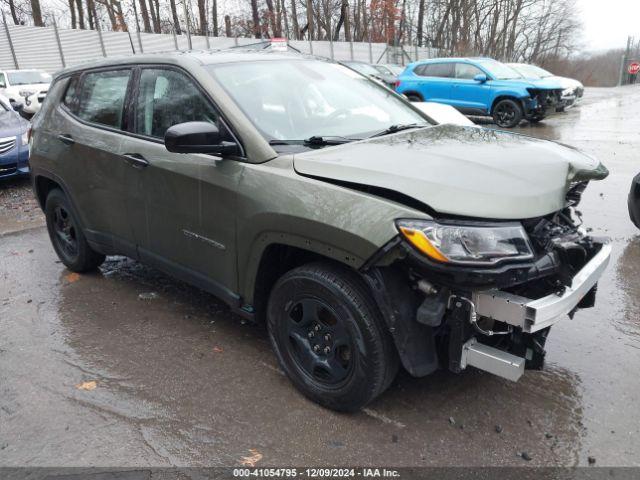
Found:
<box><xmin>77</xmin><ymin>70</ymin><xmax>131</xmax><ymax>129</ymax></box>
<box><xmin>135</xmin><ymin>68</ymin><xmax>220</xmax><ymax>139</ymax></box>
<box><xmin>208</xmin><ymin>60</ymin><xmax>427</xmax><ymax>142</ymax></box>
<box><xmin>455</xmin><ymin>63</ymin><xmax>484</xmax><ymax>80</ymax></box>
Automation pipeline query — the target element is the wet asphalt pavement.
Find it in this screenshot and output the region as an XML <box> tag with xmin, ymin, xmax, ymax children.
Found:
<box><xmin>1</xmin><ymin>86</ymin><xmax>639</xmax><ymax>468</ymax></box>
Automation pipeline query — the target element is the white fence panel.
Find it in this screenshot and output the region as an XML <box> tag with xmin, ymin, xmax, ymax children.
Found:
<box><xmin>0</xmin><ymin>26</ymin><xmax>17</xmax><ymax>70</ymax></box>
<box><xmin>138</xmin><ymin>32</ymin><xmax>177</xmax><ymax>53</ymax></box>
<box><xmin>102</xmin><ymin>30</ymin><xmax>135</xmax><ymax>57</ymax></box>
<box><xmin>7</xmin><ymin>25</ymin><xmax>62</xmax><ymax>72</ymax></box>
<box><xmin>58</xmin><ymin>29</ymin><xmax>105</xmax><ymax>68</ymax></box>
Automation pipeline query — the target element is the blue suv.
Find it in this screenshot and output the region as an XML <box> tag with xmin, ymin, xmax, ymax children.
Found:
<box><xmin>396</xmin><ymin>57</ymin><xmax>564</xmax><ymax>128</ymax></box>
<box><xmin>0</xmin><ymin>94</ymin><xmax>30</xmax><ymax>179</ymax></box>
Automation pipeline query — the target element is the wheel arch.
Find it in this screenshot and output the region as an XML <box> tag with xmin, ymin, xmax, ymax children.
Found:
<box><xmin>490</xmin><ymin>93</ymin><xmax>526</xmax><ymax>114</ymax></box>
<box><xmin>401</xmin><ymin>90</ymin><xmax>424</xmax><ymax>101</ymax></box>
<box><xmin>242</xmin><ymin>233</ymin><xmax>366</xmax><ymax>322</ymax></box>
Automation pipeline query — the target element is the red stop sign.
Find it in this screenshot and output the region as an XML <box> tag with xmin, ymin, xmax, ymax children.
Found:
<box><xmin>629</xmin><ymin>62</ymin><xmax>640</xmax><ymax>75</ymax></box>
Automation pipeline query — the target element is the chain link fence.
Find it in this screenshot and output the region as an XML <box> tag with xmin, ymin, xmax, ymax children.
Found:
<box><xmin>0</xmin><ymin>22</ymin><xmax>440</xmax><ymax>74</ymax></box>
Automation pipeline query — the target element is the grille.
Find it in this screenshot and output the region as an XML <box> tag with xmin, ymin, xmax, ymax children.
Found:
<box><xmin>0</xmin><ymin>163</ymin><xmax>17</xmax><ymax>176</ymax></box>
<box><xmin>0</xmin><ymin>136</ymin><xmax>16</xmax><ymax>155</ymax></box>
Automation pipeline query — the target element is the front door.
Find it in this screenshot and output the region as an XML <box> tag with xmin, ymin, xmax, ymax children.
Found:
<box><xmin>450</xmin><ymin>63</ymin><xmax>492</xmax><ymax>113</ymax></box>
<box><xmin>123</xmin><ymin>67</ymin><xmax>243</xmax><ymax>300</ymax></box>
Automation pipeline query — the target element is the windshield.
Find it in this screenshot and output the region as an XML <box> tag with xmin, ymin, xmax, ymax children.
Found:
<box><xmin>477</xmin><ymin>60</ymin><xmax>522</xmax><ymax>80</ymax></box>
<box><xmin>509</xmin><ymin>64</ymin><xmax>552</xmax><ymax>79</ymax></box>
<box><xmin>7</xmin><ymin>71</ymin><xmax>51</xmax><ymax>86</ymax></box>
<box><xmin>208</xmin><ymin>60</ymin><xmax>428</xmax><ymax>142</ymax></box>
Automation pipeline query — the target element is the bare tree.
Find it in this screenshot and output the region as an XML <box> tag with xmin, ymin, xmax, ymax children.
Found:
<box><xmin>30</xmin><ymin>0</ymin><xmax>43</xmax><ymax>25</ymax></box>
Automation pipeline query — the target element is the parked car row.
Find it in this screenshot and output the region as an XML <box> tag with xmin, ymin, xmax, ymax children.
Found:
<box><xmin>342</xmin><ymin>57</ymin><xmax>584</xmax><ymax>129</ymax></box>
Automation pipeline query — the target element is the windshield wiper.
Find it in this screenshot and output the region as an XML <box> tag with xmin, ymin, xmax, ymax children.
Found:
<box><xmin>366</xmin><ymin>123</ymin><xmax>427</xmax><ymax>139</ymax></box>
<box><xmin>269</xmin><ymin>136</ymin><xmax>358</xmax><ymax>147</ymax></box>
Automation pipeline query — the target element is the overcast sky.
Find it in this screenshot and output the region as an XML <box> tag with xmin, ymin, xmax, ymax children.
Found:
<box><xmin>578</xmin><ymin>0</ymin><xmax>639</xmax><ymax>51</ymax></box>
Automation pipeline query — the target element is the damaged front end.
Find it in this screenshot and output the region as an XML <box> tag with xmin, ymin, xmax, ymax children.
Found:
<box><xmin>362</xmin><ymin>187</ymin><xmax>611</xmax><ymax>382</ymax></box>
<box><xmin>525</xmin><ymin>88</ymin><xmax>565</xmax><ymax>117</ymax></box>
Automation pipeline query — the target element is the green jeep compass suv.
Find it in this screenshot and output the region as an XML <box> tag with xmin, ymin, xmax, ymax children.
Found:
<box><xmin>30</xmin><ymin>50</ymin><xmax>611</xmax><ymax>411</ymax></box>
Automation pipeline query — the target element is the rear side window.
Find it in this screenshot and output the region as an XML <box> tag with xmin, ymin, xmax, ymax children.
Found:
<box><xmin>134</xmin><ymin>68</ymin><xmax>219</xmax><ymax>139</ymax></box>
<box><xmin>455</xmin><ymin>63</ymin><xmax>484</xmax><ymax>80</ymax></box>
<box><xmin>416</xmin><ymin>63</ymin><xmax>454</xmax><ymax>78</ymax></box>
<box><xmin>77</xmin><ymin>70</ymin><xmax>131</xmax><ymax>129</ymax></box>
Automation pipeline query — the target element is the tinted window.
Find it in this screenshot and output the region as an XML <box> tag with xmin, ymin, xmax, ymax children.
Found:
<box><xmin>416</xmin><ymin>63</ymin><xmax>454</xmax><ymax>78</ymax></box>
<box><xmin>455</xmin><ymin>63</ymin><xmax>484</xmax><ymax>80</ymax></box>
<box><xmin>135</xmin><ymin>68</ymin><xmax>219</xmax><ymax>139</ymax></box>
<box><xmin>77</xmin><ymin>70</ymin><xmax>131</xmax><ymax>129</ymax></box>
<box><xmin>63</xmin><ymin>76</ymin><xmax>80</xmax><ymax>113</ymax></box>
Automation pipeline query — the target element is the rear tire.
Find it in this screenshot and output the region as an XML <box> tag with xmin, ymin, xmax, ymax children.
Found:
<box><xmin>45</xmin><ymin>189</ymin><xmax>105</xmax><ymax>272</ymax></box>
<box><xmin>492</xmin><ymin>98</ymin><xmax>523</xmax><ymax>128</ymax></box>
<box><xmin>267</xmin><ymin>262</ymin><xmax>398</xmax><ymax>412</ymax></box>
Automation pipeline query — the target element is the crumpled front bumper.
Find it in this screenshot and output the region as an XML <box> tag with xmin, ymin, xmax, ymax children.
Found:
<box><xmin>471</xmin><ymin>241</ymin><xmax>611</xmax><ymax>333</ymax></box>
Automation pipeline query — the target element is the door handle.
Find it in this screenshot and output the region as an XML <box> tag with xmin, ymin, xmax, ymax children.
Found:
<box><xmin>57</xmin><ymin>134</ymin><xmax>75</xmax><ymax>145</ymax></box>
<box><xmin>123</xmin><ymin>153</ymin><xmax>149</xmax><ymax>168</ymax></box>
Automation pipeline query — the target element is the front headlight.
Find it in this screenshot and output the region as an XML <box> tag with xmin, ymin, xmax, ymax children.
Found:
<box><xmin>20</xmin><ymin>130</ymin><xmax>29</xmax><ymax>146</ymax></box>
<box><xmin>396</xmin><ymin>219</ymin><xmax>534</xmax><ymax>266</ymax></box>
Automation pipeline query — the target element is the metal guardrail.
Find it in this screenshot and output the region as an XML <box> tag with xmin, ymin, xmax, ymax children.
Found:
<box><xmin>0</xmin><ymin>22</ymin><xmax>440</xmax><ymax>74</ymax></box>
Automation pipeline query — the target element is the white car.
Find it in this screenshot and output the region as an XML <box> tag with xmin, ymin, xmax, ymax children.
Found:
<box><xmin>0</xmin><ymin>69</ymin><xmax>52</xmax><ymax>116</ymax></box>
<box><xmin>507</xmin><ymin>63</ymin><xmax>584</xmax><ymax>109</ymax></box>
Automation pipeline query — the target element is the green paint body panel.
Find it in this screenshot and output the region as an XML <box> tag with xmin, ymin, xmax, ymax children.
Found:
<box><xmin>30</xmin><ymin>51</ymin><xmax>607</xmax><ymax>309</ymax></box>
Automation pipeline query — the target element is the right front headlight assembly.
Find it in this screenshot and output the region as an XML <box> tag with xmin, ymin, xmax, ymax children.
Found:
<box><xmin>396</xmin><ymin>219</ymin><xmax>534</xmax><ymax>266</ymax></box>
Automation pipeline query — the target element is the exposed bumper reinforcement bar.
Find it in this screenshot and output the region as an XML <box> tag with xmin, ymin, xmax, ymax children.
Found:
<box><xmin>472</xmin><ymin>242</ymin><xmax>612</xmax><ymax>333</ymax></box>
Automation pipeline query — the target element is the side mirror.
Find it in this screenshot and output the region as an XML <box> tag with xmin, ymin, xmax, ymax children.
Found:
<box><xmin>473</xmin><ymin>73</ymin><xmax>488</xmax><ymax>83</ymax></box>
<box><xmin>164</xmin><ymin>121</ymin><xmax>240</xmax><ymax>156</ymax></box>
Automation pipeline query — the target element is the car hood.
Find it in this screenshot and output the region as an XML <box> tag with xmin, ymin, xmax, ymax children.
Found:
<box><xmin>3</xmin><ymin>82</ymin><xmax>49</xmax><ymax>93</ymax></box>
<box><xmin>0</xmin><ymin>110</ymin><xmax>27</xmax><ymax>137</ymax></box>
<box><xmin>293</xmin><ymin>124</ymin><xmax>608</xmax><ymax>220</ymax></box>
<box><xmin>548</xmin><ymin>75</ymin><xmax>583</xmax><ymax>90</ymax></box>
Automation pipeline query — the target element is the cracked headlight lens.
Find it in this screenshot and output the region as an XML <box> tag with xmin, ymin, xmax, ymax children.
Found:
<box><xmin>396</xmin><ymin>219</ymin><xmax>534</xmax><ymax>265</ymax></box>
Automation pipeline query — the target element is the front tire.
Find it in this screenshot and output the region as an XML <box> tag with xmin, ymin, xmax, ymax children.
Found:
<box><xmin>267</xmin><ymin>262</ymin><xmax>398</xmax><ymax>412</ymax></box>
<box><xmin>492</xmin><ymin>98</ymin><xmax>523</xmax><ymax>128</ymax></box>
<box><xmin>45</xmin><ymin>189</ymin><xmax>105</xmax><ymax>272</ymax></box>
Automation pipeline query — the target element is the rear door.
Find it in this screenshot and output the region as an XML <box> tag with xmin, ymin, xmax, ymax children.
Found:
<box><xmin>414</xmin><ymin>63</ymin><xmax>454</xmax><ymax>104</ymax></box>
<box><xmin>54</xmin><ymin>68</ymin><xmax>138</xmax><ymax>257</ymax></box>
<box><xmin>450</xmin><ymin>62</ymin><xmax>492</xmax><ymax>113</ymax></box>
<box><xmin>122</xmin><ymin>66</ymin><xmax>243</xmax><ymax>300</ymax></box>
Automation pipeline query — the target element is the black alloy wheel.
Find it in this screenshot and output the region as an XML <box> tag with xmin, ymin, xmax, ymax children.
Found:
<box><xmin>267</xmin><ymin>262</ymin><xmax>398</xmax><ymax>411</ymax></box>
<box><xmin>493</xmin><ymin>98</ymin><xmax>523</xmax><ymax>128</ymax></box>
